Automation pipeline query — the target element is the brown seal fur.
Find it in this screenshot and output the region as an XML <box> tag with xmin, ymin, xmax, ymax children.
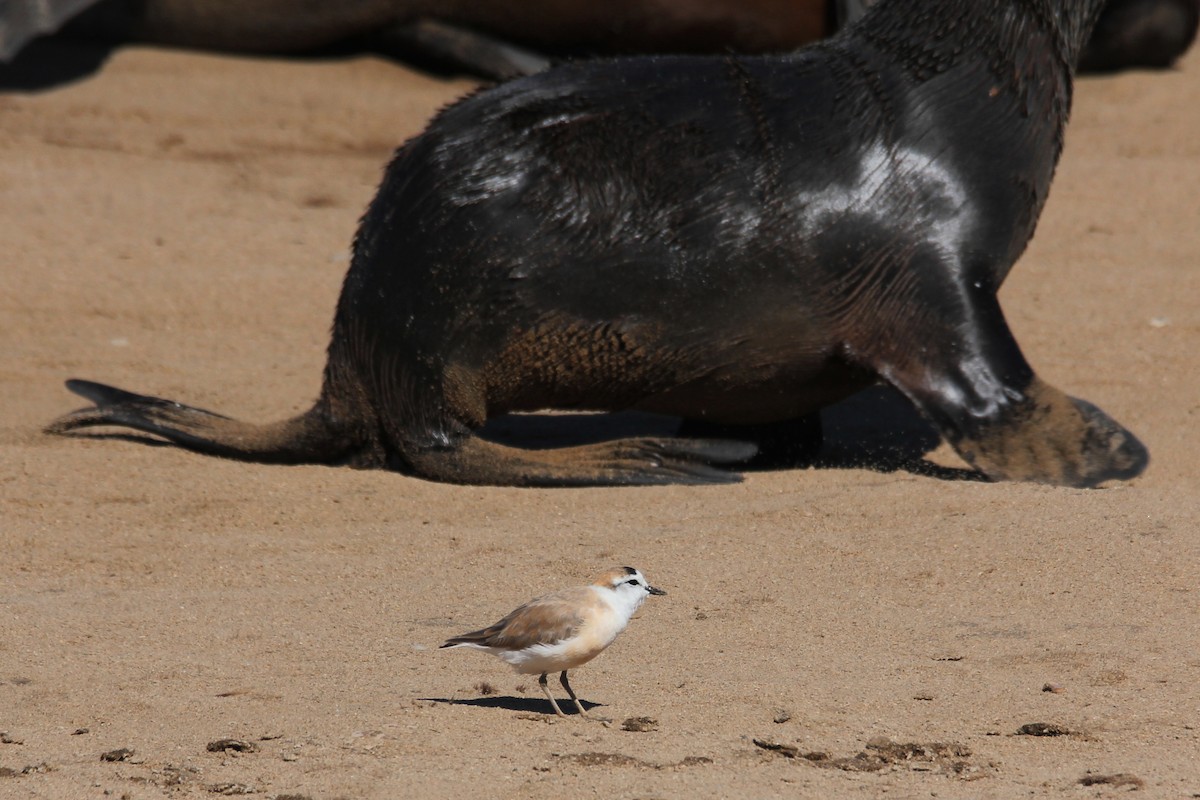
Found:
<box><xmin>46</xmin><ymin>0</ymin><xmax>1150</xmax><ymax>488</ymax></box>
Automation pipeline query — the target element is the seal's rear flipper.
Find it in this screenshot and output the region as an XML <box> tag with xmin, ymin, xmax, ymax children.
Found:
<box><xmin>47</xmin><ymin>379</ymin><xmax>751</xmax><ymax>484</ymax></box>
<box><xmin>45</xmin><ymin>378</ymin><xmax>351</xmax><ymax>465</ymax></box>
<box><xmin>405</xmin><ymin>435</ymin><xmax>756</xmax><ymax>487</ymax></box>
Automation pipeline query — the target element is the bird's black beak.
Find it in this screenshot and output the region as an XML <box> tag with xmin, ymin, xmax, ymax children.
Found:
<box><xmin>648</xmin><ymin>585</ymin><xmax>667</xmax><ymax>596</ymax></box>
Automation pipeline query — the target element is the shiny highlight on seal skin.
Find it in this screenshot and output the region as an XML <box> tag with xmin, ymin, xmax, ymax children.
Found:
<box><xmin>440</xmin><ymin>567</ymin><xmax>666</xmax><ymax>717</ymax></box>
<box><xmin>47</xmin><ymin>0</ymin><xmax>1149</xmax><ymax>487</ymax></box>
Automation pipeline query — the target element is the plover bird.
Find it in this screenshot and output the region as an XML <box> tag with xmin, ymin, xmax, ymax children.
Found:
<box><xmin>441</xmin><ymin>566</ymin><xmax>666</xmax><ymax>717</ymax></box>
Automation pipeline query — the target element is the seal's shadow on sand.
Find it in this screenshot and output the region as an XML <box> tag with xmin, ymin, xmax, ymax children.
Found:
<box><xmin>0</xmin><ymin>39</ymin><xmax>116</xmax><ymax>91</ymax></box>
<box><xmin>483</xmin><ymin>386</ymin><xmax>984</xmax><ymax>483</ymax></box>
<box><xmin>422</xmin><ymin>696</ymin><xmax>600</xmax><ymax>716</ymax></box>
<box><xmin>814</xmin><ymin>386</ymin><xmax>985</xmax><ymax>481</ymax></box>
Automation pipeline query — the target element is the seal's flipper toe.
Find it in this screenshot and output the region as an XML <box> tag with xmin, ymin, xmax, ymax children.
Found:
<box><xmin>677</xmin><ymin>414</ymin><xmax>823</xmax><ymax>469</ymax></box>
<box><xmin>1065</xmin><ymin>396</ymin><xmax>1149</xmax><ymax>484</ymax></box>
<box><xmin>46</xmin><ymin>379</ymin><xmax>231</xmax><ymax>437</ymax></box>
<box><xmin>62</xmin><ymin>378</ymin><xmax>229</xmax><ymax>417</ymax></box>
<box><xmin>616</xmin><ymin>437</ymin><xmax>758</xmax><ymax>466</ymax></box>
<box><xmin>64</xmin><ymin>378</ymin><xmax>158</xmax><ymax>408</ymax></box>
<box><xmin>406</xmin><ymin>435</ymin><xmax>754</xmax><ymax>487</ymax></box>
<box><xmin>599</xmin><ymin>437</ymin><xmax>756</xmax><ymax>485</ymax></box>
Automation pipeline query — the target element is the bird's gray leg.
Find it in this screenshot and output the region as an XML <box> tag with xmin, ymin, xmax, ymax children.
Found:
<box><xmin>538</xmin><ymin>672</ymin><xmax>566</xmax><ymax>717</ymax></box>
<box><xmin>560</xmin><ymin>671</ymin><xmax>588</xmax><ymax>717</ymax></box>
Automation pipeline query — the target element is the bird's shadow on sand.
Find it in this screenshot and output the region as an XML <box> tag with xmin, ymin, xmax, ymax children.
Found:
<box><xmin>421</xmin><ymin>696</ymin><xmax>601</xmax><ymax>716</ymax></box>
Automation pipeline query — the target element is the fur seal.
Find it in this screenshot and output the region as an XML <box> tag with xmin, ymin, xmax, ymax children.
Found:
<box><xmin>836</xmin><ymin>0</ymin><xmax>1198</xmax><ymax>74</ymax></box>
<box><xmin>47</xmin><ymin>0</ymin><xmax>1150</xmax><ymax>488</ymax></box>
<box><xmin>1076</xmin><ymin>0</ymin><xmax>1199</xmax><ymax>71</ymax></box>
<box><xmin>4</xmin><ymin>1</ymin><xmax>1194</xmax><ymax>78</ymax></box>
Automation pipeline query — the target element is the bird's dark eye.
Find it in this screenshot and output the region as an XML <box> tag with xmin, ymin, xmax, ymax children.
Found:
<box><xmin>626</xmin><ymin>579</ymin><xmax>639</xmax><ymax>586</ymax></box>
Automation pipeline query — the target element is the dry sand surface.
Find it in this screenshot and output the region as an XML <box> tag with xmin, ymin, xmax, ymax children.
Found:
<box><xmin>1</xmin><ymin>38</ymin><xmax>1198</xmax><ymax>800</ymax></box>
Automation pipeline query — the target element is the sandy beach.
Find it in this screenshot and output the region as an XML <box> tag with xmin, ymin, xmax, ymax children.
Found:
<box><xmin>1</xmin><ymin>37</ymin><xmax>1198</xmax><ymax>799</ymax></box>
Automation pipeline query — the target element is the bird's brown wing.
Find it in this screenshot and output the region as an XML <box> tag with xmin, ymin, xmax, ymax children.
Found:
<box><xmin>442</xmin><ymin>587</ymin><xmax>594</xmax><ymax>649</ymax></box>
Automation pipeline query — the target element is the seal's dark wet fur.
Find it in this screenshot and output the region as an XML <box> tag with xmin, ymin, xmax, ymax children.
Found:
<box><xmin>48</xmin><ymin>0</ymin><xmax>1150</xmax><ymax>487</ymax></box>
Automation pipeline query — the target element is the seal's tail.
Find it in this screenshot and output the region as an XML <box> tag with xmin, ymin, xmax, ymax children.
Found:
<box><xmin>45</xmin><ymin>379</ymin><xmax>354</xmax><ymax>465</ymax></box>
